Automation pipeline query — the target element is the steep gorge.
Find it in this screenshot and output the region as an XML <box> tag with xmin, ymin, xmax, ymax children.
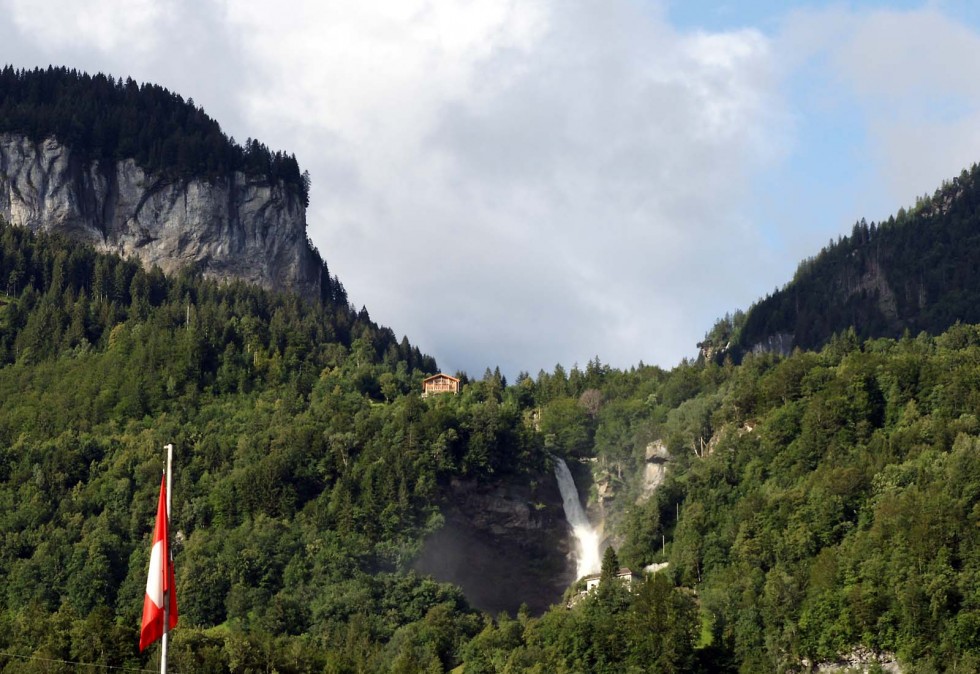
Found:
<box><xmin>412</xmin><ymin>470</ymin><xmax>576</xmax><ymax>616</ymax></box>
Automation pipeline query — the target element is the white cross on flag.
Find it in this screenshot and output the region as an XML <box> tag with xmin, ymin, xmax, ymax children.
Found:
<box><xmin>140</xmin><ymin>473</ymin><xmax>178</xmax><ymax>651</ymax></box>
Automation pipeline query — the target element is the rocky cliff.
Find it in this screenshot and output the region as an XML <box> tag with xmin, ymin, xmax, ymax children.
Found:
<box><xmin>0</xmin><ymin>133</ymin><xmax>322</xmax><ymax>296</ymax></box>
<box><xmin>412</xmin><ymin>472</ymin><xmax>576</xmax><ymax>616</ymax></box>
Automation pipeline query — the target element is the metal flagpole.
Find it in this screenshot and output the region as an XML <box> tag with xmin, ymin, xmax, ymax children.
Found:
<box><xmin>161</xmin><ymin>443</ymin><xmax>173</xmax><ymax>674</ymax></box>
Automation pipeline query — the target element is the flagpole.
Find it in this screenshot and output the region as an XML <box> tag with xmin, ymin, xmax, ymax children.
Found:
<box><xmin>166</xmin><ymin>444</ymin><xmax>173</xmax><ymax>520</ymax></box>
<box><xmin>161</xmin><ymin>443</ymin><xmax>173</xmax><ymax>674</ymax></box>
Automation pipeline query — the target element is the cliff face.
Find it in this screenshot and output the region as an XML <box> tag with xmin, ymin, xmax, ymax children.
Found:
<box><xmin>412</xmin><ymin>472</ymin><xmax>576</xmax><ymax>616</ymax></box>
<box><xmin>0</xmin><ymin>134</ymin><xmax>322</xmax><ymax>296</ymax></box>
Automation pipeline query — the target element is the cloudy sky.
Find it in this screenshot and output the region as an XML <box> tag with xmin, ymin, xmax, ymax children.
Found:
<box><xmin>4</xmin><ymin>0</ymin><xmax>980</xmax><ymax>379</ymax></box>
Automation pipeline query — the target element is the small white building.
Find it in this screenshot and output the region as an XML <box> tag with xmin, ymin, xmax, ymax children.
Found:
<box><xmin>584</xmin><ymin>567</ymin><xmax>642</xmax><ymax>592</ymax></box>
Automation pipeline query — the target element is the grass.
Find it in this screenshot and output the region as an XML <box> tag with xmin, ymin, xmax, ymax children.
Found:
<box><xmin>696</xmin><ymin>609</ymin><xmax>715</xmax><ymax>649</ymax></box>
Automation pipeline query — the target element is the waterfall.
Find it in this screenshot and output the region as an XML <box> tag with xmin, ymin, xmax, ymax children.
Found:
<box><xmin>553</xmin><ymin>457</ymin><xmax>601</xmax><ymax>579</ymax></box>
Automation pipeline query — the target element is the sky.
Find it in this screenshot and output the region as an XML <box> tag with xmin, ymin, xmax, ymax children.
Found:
<box><xmin>4</xmin><ymin>0</ymin><xmax>980</xmax><ymax>380</ymax></box>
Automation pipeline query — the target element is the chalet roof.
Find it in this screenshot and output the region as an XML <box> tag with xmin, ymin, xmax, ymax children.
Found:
<box><xmin>423</xmin><ymin>373</ymin><xmax>460</xmax><ymax>383</ymax></box>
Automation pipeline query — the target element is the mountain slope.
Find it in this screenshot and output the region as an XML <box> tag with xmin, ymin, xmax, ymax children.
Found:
<box><xmin>705</xmin><ymin>164</ymin><xmax>980</xmax><ymax>359</ymax></box>
<box><xmin>0</xmin><ymin>222</ymin><xmax>568</xmax><ymax>671</ymax></box>
<box><xmin>7</xmin><ymin>64</ymin><xmax>980</xmax><ymax>674</ymax></box>
<box><xmin>0</xmin><ymin>66</ymin><xmax>325</xmax><ymax>298</ymax></box>
<box><xmin>6</xmin><ymin>218</ymin><xmax>980</xmax><ymax>671</ymax></box>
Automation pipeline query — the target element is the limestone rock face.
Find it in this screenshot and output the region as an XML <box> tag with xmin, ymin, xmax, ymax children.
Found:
<box><xmin>637</xmin><ymin>440</ymin><xmax>671</xmax><ymax>504</ymax></box>
<box><xmin>645</xmin><ymin>439</ymin><xmax>670</xmax><ymax>462</ymax></box>
<box><xmin>802</xmin><ymin>646</ymin><xmax>902</xmax><ymax>673</ymax></box>
<box><xmin>0</xmin><ymin>133</ymin><xmax>322</xmax><ymax>296</ymax></box>
<box><xmin>751</xmin><ymin>331</ymin><xmax>794</xmax><ymax>357</ymax></box>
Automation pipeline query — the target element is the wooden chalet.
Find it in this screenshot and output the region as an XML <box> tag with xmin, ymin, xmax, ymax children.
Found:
<box><xmin>422</xmin><ymin>373</ymin><xmax>461</xmax><ymax>397</ymax></box>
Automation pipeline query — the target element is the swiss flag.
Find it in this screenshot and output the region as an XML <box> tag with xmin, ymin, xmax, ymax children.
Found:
<box><xmin>140</xmin><ymin>473</ymin><xmax>178</xmax><ymax>651</ymax></box>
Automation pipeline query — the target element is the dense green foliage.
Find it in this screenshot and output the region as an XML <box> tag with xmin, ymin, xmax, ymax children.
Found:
<box><xmin>460</xmin><ymin>572</ymin><xmax>699</xmax><ymax>674</ymax></box>
<box><xmin>472</xmin><ymin>326</ymin><xmax>980</xmax><ymax>673</ymax></box>
<box><xmin>599</xmin><ymin>330</ymin><xmax>980</xmax><ymax>672</ymax></box>
<box><xmin>4</xmin><ymin>168</ymin><xmax>980</xmax><ymax>671</ymax></box>
<box><xmin>0</xmin><ymin>66</ymin><xmax>309</xmax><ymax>205</ymax></box>
<box><xmin>0</xmin><ymin>223</ymin><xmax>518</xmax><ymax>672</ymax></box>
<box><xmin>709</xmin><ymin>164</ymin><xmax>980</xmax><ymax>358</ymax></box>
<box><xmin>0</xmin><ymin>221</ymin><xmax>711</xmax><ymax>672</ymax></box>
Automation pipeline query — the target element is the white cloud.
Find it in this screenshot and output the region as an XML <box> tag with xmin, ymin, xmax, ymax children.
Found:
<box><xmin>221</xmin><ymin>0</ymin><xmax>788</xmax><ymax>376</ymax></box>
<box><xmin>5</xmin><ymin>0</ymin><xmax>167</xmax><ymax>55</ymax></box>
<box><xmin>781</xmin><ymin>6</ymin><xmax>980</xmax><ymax>211</ymax></box>
<box><xmin>0</xmin><ymin>0</ymin><xmax>799</xmax><ymax>377</ymax></box>
<box><xmin>0</xmin><ymin>0</ymin><xmax>251</xmax><ymax>165</ymax></box>
<box><xmin>6</xmin><ymin>1</ymin><xmax>980</xmax><ymax>378</ymax></box>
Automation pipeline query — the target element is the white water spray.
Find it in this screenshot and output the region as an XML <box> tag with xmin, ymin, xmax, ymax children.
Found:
<box><xmin>553</xmin><ymin>457</ymin><xmax>601</xmax><ymax>579</ymax></box>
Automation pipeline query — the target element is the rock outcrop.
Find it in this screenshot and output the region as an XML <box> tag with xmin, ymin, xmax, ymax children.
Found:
<box><xmin>0</xmin><ymin>133</ymin><xmax>322</xmax><ymax>296</ymax></box>
<box><xmin>800</xmin><ymin>647</ymin><xmax>902</xmax><ymax>673</ymax></box>
<box><xmin>636</xmin><ymin>440</ymin><xmax>671</xmax><ymax>504</ymax></box>
<box><xmin>841</xmin><ymin>257</ymin><xmax>900</xmax><ymax>322</ymax></box>
<box><xmin>751</xmin><ymin>331</ymin><xmax>794</xmax><ymax>357</ymax></box>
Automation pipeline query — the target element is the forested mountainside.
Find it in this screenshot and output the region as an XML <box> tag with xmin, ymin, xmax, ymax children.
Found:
<box><xmin>0</xmin><ymin>67</ymin><xmax>324</xmax><ymax>297</ymax></box>
<box><xmin>0</xmin><ymin>221</ymin><xmax>502</xmax><ymax>671</ymax></box>
<box><xmin>3</xmin><ymin>222</ymin><xmax>980</xmax><ymax>673</ymax></box>
<box><xmin>700</xmin><ymin>163</ymin><xmax>980</xmax><ymax>361</ymax></box>
<box><xmin>0</xmin><ymin>66</ymin><xmax>307</xmax><ymax>203</ymax></box>
<box><xmin>2</xmin><ymin>64</ymin><xmax>980</xmax><ymax>674</ymax></box>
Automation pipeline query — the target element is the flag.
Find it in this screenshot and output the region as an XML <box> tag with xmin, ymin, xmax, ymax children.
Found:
<box><xmin>140</xmin><ymin>473</ymin><xmax>178</xmax><ymax>652</ymax></box>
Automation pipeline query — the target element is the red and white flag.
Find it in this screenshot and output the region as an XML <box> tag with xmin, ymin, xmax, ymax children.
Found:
<box><xmin>140</xmin><ymin>473</ymin><xmax>178</xmax><ymax>652</ymax></box>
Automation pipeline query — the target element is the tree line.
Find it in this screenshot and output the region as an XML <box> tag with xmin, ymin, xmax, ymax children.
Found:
<box><xmin>0</xmin><ymin>66</ymin><xmax>310</xmax><ymax>205</ymax></box>
<box><xmin>701</xmin><ymin>163</ymin><xmax>980</xmax><ymax>361</ymax></box>
<box><xmin>3</xmin><ymin>217</ymin><xmax>980</xmax><ymax>671</ymax></box>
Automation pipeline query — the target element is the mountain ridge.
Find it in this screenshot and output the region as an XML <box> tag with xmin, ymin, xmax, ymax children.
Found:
<box><xmin>0</xmin><ymin>132</ymin><xmax>325</xmax><ymax>298</ymax></box>
<box><xmin>0</xmin><ymin>66</ymin><xmax>327</xmax><ymax>300</ymax></box>
<box><xmin>701</xmin><ymin>164</ymin><xmax>980</xmax><ymax>362</ymax></box>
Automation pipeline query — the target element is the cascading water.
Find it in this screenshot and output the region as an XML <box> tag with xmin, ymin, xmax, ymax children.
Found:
<box><xmin>553</xmin><ymin>457</ymin><xmax>601</xmax><ymax>579</ymax></box>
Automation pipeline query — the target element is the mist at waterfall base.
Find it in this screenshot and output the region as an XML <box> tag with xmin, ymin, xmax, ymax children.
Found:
<box><xmin>410</xmin><ymin>460</ymin><xmax>595</xmax><ymax>615</ymax></box>
<box><xmin>411</xmin><ymin>475</ymin><xmax>576</xmax><ymax>616</ymax></box>
<box><xmin>553</xmin><ymin>457</ymin><xmax>602</xmax><ymax>579</ymax></box>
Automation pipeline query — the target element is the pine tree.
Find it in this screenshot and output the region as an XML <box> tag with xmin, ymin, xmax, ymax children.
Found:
<box><xmin>600</xmin><ymin>545</ymin><xmax>619</xmax><ymax>582</ymax></box>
